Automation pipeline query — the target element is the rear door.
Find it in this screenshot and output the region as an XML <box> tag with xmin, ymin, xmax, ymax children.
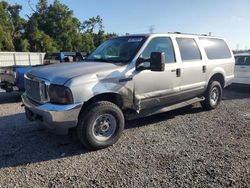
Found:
<box><xmin>175</xmin><ymin>37</ymin><xmax>206</xmax><ymax>98</ymax></box>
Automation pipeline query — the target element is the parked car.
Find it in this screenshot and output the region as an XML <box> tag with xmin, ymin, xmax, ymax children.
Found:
<box><xmin>22</xmin><ymin>33</ymin><xmax>235</xmax><ymax>150</ymax></box>
<box><xmin>0</xmin><ymin>52</ymin><xmax>86</xmax><ymax>92</ymax></box>
<box><xmin>233</xmin><ymin>53</ymin><xmax>250</xmax><ymax>85</ymax></box>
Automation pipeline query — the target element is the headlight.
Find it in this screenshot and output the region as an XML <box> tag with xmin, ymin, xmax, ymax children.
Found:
<box><xmin>49</xmin><ymin>84</ymin><xmax>73</xmax><ymax>104</ymax></box>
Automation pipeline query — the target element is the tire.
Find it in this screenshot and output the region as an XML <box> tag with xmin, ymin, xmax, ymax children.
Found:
<box><xmin>201</xmin><ymin>81</ymin><xmax>222</xmax><ymax>110</ymax></box>
<box><xmin>77</xmin><ymin>101</ymin><xmax>125</xmax><ymax>150</ymax></box>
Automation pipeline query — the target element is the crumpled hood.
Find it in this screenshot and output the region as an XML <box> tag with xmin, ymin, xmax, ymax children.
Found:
<box><xmin>27</xmin><ymin>62</ymin><xmax>121</xmax><ymax>85</ymax></box>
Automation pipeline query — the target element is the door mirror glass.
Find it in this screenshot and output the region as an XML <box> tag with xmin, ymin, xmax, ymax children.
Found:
<box><xmin>136</xmin><ymin>52</ymin><xmax>165</xmax><ymax>72</ymax></box>
<box><xmin>150</xmin><ymin>52</ymin><xmax>165</xmax><ymax>71</ymax></box>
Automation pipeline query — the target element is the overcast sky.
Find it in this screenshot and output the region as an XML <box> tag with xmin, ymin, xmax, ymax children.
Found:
<box><xmin>7</xmin><ymin>0</ymin><xmax>250</xmax><ymax>50</ymax></box>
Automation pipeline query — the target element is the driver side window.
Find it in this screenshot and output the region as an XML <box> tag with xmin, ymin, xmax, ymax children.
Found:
<box><xmin>141</xmin><ymin>37</ymin><xmax>176</xmax><ymax>63</ymax></box>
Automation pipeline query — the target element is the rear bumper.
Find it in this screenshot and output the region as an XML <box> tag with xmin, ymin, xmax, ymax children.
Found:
<box><xmin>22</xmin><ymin>93</ymin><xmax>83</xmax><ymax>134</ymax></box>
<box><xmin>225</xmin><ymin>75</ymin><xmax>234</xmax><ymax>87</ymax></box>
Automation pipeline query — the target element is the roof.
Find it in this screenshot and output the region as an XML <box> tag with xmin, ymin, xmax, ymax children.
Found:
<box><xmin>120</xmin><ymin>32</ymin><xmax>211</xmax><ymax>37</ymax></box>
<box><xmin>234</xmin><ymin>53</ymin><xmax>250</xmax><ymax>56</ymax></box>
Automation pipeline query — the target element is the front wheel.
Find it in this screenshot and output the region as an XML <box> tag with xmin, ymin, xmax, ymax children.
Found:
<box><xmin>77</xmin><ymin>101</ymin><xmax>125</xmax><ymax>150</ymax></box>
<box><xmin>201</xmin><ymin>81</ymin><xmax>222</xmax><ymax>110</ymax></box>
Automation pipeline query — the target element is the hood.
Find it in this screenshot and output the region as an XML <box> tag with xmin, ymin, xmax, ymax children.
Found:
<box><xmin>27</xmin><ymin>62</ymin><xmax>121</xmax><ymax>85</ymax></box>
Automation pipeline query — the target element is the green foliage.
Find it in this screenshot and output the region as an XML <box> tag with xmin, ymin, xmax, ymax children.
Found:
<box><xmin>81</xmin><ymin>33</ymin><xmax>95</xmax><ymax>53</ymax></box>
<box><xmin>0</xmin><ymin>0</ymin><xmax>118</xmax><ymax>52</ymax></box>
<box><xmin>81</xmin><ymin>15</ymin><xmax>103</xmax><ymax>33</ymax></box>
<box><xmin>19</xmin><ymin>39</ymin><xmax>30</xmax><ymax>52</ymax></box>
<box><xmin>0</xmin><ymin>1</ymin><xmax>15</xmax><ymax>51</ymax></box>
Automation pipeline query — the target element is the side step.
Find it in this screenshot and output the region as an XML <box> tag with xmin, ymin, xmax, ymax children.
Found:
<box><xmin>125</xmin><ymin>97</ymin><xmax>204</xmax><ymax>120</ymax></box>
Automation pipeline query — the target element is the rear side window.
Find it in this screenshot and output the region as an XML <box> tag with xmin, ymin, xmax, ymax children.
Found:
<box><xmin>199</xmin><ymin>38</ymin><xmax>232</xmax><ymax>59</ymax></box>
<box><xmin>235</xmin><ymin>56</ymin><xmax>250</xmax><ymax>65</ymax></box>
<box><xmin>176</xmin><ymin>38</ymin><xmax>202</xmax><ymax>61</ymax></box>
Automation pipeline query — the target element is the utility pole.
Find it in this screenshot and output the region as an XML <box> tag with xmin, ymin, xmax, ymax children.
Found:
<box><xmin>149</xmin><ymin>25</ymin><xmax>155</xmax><ymax>33</ymax></box>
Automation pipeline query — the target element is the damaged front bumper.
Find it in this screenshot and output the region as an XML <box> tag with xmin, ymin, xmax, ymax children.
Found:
<box><xmin>22</xmin><ymin>93</ymin><xmax>83</xmax><ymax>134</ymax></box>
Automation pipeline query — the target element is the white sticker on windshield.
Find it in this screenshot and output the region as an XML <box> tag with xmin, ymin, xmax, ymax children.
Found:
<box><xmin>128</xmin><ymin>38</ymin><xmax>143</xmax><ymax>42</ymax></box>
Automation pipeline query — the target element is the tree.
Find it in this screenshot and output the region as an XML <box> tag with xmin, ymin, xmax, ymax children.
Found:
<box><xmin>0</xmin><ymin>1</ymin><xmax>15</xmax><ymax>51</ymax></box>
<box><xmin>81</xmin><ymin>33</ymin><xmax>95</xmax><ymax>52</ymax></box>
<box><xmin>81</xmin><ymin>15</ymin><xmax>103</xmax><ymax>33</ymax></box>
<box><xmin>1</xmin><ymin>0</ymin><xmax>117</xmax><ymax>52</ymax></box>
<box><xmin>8</xmin><ymin>4</ymin><xmax>28</xmax><ymax>51</ymax></box>
<box><xmin>26</xmin><ymin>16</ymin><xmax>58</xmax><ymax>52</ymax></box>
<box><xmin>81</xmin><ymin>15</ymin><xmax>117</xmax><ymax>49</ymax></box>
<box><xmin>38</xmin><ymin>0</ymin><xmax>82</xmax><ymax>51</ymax></box>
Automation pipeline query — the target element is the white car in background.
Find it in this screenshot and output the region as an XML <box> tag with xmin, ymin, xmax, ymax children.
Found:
<box><xmin>234</xmin><ymin>53</ymin><xmax>250</xmax><ymax>85</ymax></box>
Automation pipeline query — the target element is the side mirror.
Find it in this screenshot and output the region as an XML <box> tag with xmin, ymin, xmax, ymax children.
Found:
<box><xmin>136</xmin><ymin>52</ymin><xmax>165</xmax><ymax>72</ymax></box>
<box><xmin>150</xmin><ymin>52</ymin><xmax>165</xmax><ymax>72</ymax></box>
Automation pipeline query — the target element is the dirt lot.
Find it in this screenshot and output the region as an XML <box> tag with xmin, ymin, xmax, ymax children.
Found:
<box><xmin>0</xmin><ymin>86</ymin><xmax>249</xmax><ymax>187</ymax></box>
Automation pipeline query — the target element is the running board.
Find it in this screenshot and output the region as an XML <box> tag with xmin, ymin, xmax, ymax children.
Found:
<box><xmin>125</xmin><ymin>97</ymin><xmax>204</xmax><ymax>120</ymax></box>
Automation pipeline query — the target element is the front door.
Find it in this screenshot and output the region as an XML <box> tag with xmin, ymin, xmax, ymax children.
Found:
<box><xmin>133</xmin><ymin>37</ymin><xmax>181</xmax><ymax>111</ymax></box>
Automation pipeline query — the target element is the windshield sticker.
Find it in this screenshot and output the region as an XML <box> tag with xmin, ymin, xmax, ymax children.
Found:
<box><xmin>128</xmin><ymin>38</ymin><xmax>143</xmax><ymax>42</ymax></box>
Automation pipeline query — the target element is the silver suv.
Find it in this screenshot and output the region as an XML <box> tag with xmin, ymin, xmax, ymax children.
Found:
<box><xmin>22</xmin><ymin>33</ymin><xmax>235</xmax><ymax>150</ymax></box>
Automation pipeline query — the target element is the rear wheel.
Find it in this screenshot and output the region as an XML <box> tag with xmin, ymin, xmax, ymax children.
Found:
<box><xmin>77</xmin><ymin>101</ymin><xmax>124</xmax><ymax>150</ymax></box>
<box><xmin>201</xmin><ymin>81</ymin><xmax>222</xmax><ymax>110</ymax></box>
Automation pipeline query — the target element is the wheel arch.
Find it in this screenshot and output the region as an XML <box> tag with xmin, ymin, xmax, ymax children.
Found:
<box><xmin>208</xmin><ymin>72</ymin><xmax>225</xmax><ymax>88</ymax></box>
<box><xmin>78</xmin><ymin>92</ymin><xmax>126</xmax><ymax>120</ymax></box>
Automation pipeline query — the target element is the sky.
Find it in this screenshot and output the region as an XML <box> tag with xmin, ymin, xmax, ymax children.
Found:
<box><xmin>6</xmin><ymin>0</ymin><xmax>250</xmax><ymax>50</ymax></box>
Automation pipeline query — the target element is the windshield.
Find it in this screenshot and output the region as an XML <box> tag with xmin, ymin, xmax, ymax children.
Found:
<box><xmin>44</xmin><ymin>53</ymin><xmax>61</xmax><ymax>64</ymax></box>
<box><xmin>86</xmin><ymin>36</ymin><xmax>146</xmax><ymax>63</ymax></box>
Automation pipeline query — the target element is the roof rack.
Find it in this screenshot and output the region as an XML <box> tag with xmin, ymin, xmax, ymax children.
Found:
<box><xmin>168</xmin><ymin>32</ymin><xmax>209</xmax><ymax>36</ymax></box>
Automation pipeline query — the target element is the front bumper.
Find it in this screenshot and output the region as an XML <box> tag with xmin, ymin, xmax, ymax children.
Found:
<box><xmin>22</xmin><ymin>93</ymin><xmax>83</xmax><ymax>134</ymax></box>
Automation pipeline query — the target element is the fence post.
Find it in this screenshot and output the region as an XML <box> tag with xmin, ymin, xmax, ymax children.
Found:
<box><xmin>13</xmin><ymin>53</ymin><xmax>16</xmax><ymax>66</ymax></box>
<box><xmin>28</xmin><ymin>53</ymin><xmax>31</xmax><ymax>66</ymax></box>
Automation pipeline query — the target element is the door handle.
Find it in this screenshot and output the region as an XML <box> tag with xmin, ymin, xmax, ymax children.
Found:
<box><xmin>176</xmin><ymin>68</ymin><xmax>181</xmax><ymax>77</ymax></box>
<box><xmin>240</xmin><ymin>66</ymin><xmax>246</xmax><ymax>69</ymax></box>
<box><xmin>202</xmin><ymin>65</ymin><xmax>206</xmax><ymax>73</ymax></box>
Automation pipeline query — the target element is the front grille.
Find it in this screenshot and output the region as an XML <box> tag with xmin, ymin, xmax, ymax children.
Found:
<box><xmin>25</xmin><ymin>75</ymin><xmax>47</xmax><ymax>103</ymax></box>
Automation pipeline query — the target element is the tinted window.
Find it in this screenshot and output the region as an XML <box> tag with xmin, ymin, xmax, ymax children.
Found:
<box><xmin>141</xmin><ymin>37</ymin><xmax>175</xmax><ymax>63</ymax></box>
<box><xmin>199</xmin><ymin>38</ymin><xmax>232</xmax><ymax>59</ymax></box>
<box><xmin>235</xmin><ymin>56</ymin><xmax>250</xmax><ymax>66</ymax></box>
<box><xmin>44</xmin><ymin>54</ymin><xmax>60</xmax><ymax>61</ymax></box>
<box><xmin>245</xmin><ymin>57</ymin><xmax>250</xmax><ymax>65</ymax></box>
<box><xmin>86</xmin><ymin>36</ymin><xmax>146</xmax><ymax>63</ymax></box>
<box><xmin>44</xmin><ymin>54</ymin><xmax>61</xmax><ymax>64</ymax></box>
<box><xmin>176</xmin><ymin>38</ymin><xmax>201</xmax><ymax>61</ymax></box>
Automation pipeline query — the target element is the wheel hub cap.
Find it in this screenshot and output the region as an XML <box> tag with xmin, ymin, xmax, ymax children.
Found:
<box><xmin>92</xmin><ymin>114</ymin><xmax>117</xmax><ymax>141</ymax></box>
<box><xmin>210</xmin><ymin>87</ymin><xmax>219</xmax><ymax>105</ymax></box>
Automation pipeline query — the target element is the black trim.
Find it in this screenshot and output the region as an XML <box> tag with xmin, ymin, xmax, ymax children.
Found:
<box><xmin>138</xmin><ymin>87</ymin><xmax>206</xmax><ymax>110</ymax></box>
<box><xmin>119</xmin><ymin>77</ymin><xmax>133</xmax><ymax>83</ymax></box>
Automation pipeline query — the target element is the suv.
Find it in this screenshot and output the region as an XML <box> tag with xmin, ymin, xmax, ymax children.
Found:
<box><xmin>22</xmin><ymin>33</ymin><xmax>235</xmax><ymax>150</ymax></box>
<box><xmin>234</xmin><ymin>53</ymin><xmax>250</xmax><ymax>85</ymax></box>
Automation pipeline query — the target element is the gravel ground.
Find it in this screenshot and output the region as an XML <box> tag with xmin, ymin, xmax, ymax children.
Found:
<box><xmin>0</xmin><ymin>86</ymin><xmax>249</xmax><ymax>187</ymax></box>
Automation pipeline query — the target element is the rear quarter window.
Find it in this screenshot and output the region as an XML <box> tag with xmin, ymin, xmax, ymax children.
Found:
<box><xmin>199</xmin><ymin>38</ymin><xmax>232</xmax><ymax>59</ymax></box>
